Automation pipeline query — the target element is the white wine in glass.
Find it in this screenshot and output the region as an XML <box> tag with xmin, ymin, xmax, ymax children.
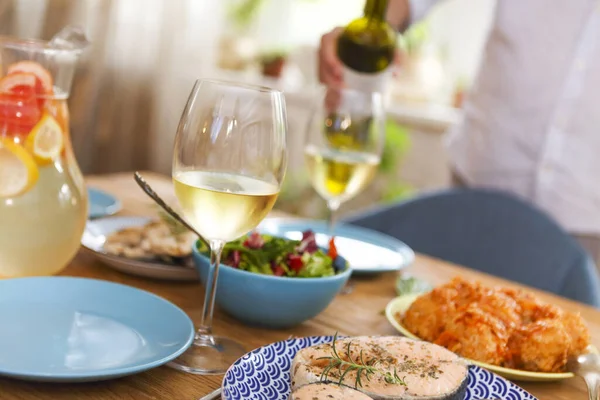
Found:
<box><xmin>169</xmin><ymin>79</ymin><xmax>287</xmax><ymax>375</ymax></box>
<box><xmin>304</xmin><ymin>145</ymin><xmax>379</xmax><ymax>204</ymax></box>
<box><xmin>304</xmin><ymin>87</ymin><xmax>385</xmax><ymax>236</ymax></box>
<box><xmin>173</xmin><ymin>171</ymin><xmax>279</xmax><ymax>242</ymax></box>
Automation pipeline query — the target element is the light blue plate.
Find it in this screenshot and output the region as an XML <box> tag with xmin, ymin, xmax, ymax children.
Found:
<box><xmin>88</xmin><ymin>187</ymin><xmax>121</xmax><ymax>219</ymax></box>
<box><xmin>258</xmin><ymin>219</ymin><xmax>415</xmax><ymax>274</ymax></box>
<box><xmin>222</xmin><ymin>336</ymin><xmax>538</xmax><ymax>400</ymax></box>
<box><xmin>0</xmin><ymin>277</ymin><xmax>195</xmax><ymax>382</ymax></box>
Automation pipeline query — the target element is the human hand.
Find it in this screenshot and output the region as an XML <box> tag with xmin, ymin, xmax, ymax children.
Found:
<box><xmin>318</xmin><ymin>27</ymin><xmax>402</xmax><ymax>88</ymax></box>
<box><xmin>318</xmin><ymin>27</ymin><xmax>344</xmax><ymax>88</ymax></box>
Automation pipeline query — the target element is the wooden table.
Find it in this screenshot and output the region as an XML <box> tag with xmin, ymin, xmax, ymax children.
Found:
<box><xmin>2</xmin><ymin>171</ymin><xmax>598</xmax><ymax>400</ymax></box>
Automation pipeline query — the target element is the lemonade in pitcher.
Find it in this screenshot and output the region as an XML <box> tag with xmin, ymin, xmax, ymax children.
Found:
<box><xmin>0</xmin><ymin>32</ymin><xmax>88</xmax><ymax>277</ymax></box>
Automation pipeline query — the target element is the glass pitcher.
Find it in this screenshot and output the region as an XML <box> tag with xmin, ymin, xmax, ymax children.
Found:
<box><xmin>0</xmin><ymin>30</ymin><xmax>89</xmax><ymax>277</ymax></box>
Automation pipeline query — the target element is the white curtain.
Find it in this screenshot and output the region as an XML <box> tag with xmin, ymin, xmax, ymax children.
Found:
<box><xmin>1</xmin><ymin>0</ymin><xmax>225</xmax><ymax>174</ymax></box>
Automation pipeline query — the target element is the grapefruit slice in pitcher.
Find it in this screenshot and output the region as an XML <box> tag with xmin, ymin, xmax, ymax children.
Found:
<box><xmin>7</xmin><ymin>61</ymin><xmax>54</xmax><ymax>95</ymax></box>
<box><xmin>0</xmin><ymin>91</ymin><xmax>41</xmax><ymax>137</ymax></box>
<box><xmin>0</xmin><ymin>73</ymin><xmax>39</xmax><ymax>96</ymax></box>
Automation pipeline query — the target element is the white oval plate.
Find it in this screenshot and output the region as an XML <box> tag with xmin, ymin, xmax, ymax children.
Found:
<box><xmin>258</xmin><ymin>218</ymin><xmax>415</xmax><ymax>274</ymax></box>
<box><xmin>81</xmin><ymin>216</ymin><xmax>198</xmax><ymax>282</ymax></box>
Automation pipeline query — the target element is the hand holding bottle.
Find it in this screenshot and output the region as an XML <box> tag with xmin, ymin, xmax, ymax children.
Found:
<box><xmin>317</xmin><ymin>0</ymin><xmax>400</xmax><ymax>91</ymax></box>
<box><xmin>318</xmin><ymin>27</ymin><xmax>345</xmax><ymax>88</ymax></box>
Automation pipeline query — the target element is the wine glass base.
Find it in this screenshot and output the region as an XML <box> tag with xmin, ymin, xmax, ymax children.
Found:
<box><xmin>167</xmin><ymin>334</ymin><xmax>246</xmax><ymax>375</ymax></box>
<box><xmin>340</xmin><ymin>281</ymin><xmax>354</xmax><ymax>295</ymax></box>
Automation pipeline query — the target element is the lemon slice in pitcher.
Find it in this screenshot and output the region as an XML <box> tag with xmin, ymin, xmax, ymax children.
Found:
<box><xmin>25</xmin><ymin>113</ymin><xmax>64</xmax><ymax>165</ymax></box>
<box><xmin>0</xmin><ymin>138</ymin><xmax>39</xmax><ymax>198</ymax></box>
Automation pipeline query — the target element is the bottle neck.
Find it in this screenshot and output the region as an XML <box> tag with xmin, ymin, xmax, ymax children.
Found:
<box><xmin>363</xmin><ymin>0</ymin><xmax>389</xmax><ymax>21</ymax></box>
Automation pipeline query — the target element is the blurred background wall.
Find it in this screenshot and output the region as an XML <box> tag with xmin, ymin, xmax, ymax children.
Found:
<box><xmin>0</xmin><ymin>0</ymin><xmax>495</xmax><ymax>217</ymax></box>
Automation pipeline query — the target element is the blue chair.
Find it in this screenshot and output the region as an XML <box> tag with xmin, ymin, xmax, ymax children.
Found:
<box><xmin>342</xmin><ymin>188</ymin><xmax>600</xmax><ymax>307</ymax></box>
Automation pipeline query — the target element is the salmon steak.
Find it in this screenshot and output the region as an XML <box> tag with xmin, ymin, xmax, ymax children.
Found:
<box><xmin>290</xmin><ymin>336</ymin><xmax>469</xmax><ymax>400</ymax></box>
<box><xmin>291</xmin><ymin>382</ymin><xmax>374</xmax><ymax>399</ymax></box>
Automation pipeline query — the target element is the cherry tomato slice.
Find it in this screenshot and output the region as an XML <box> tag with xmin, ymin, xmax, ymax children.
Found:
<box><xmin>288</xmin><ymin>254</ymin><xmax>304</xmax><ymax>273</ymax></box>
<box><xmin>328</xmin><ymin>237</ymin><xmax>338</xmax><ymax>260</ymax></box>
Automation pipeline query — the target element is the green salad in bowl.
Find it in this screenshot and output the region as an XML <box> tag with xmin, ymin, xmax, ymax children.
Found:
<box><xmin>196</xmin><ymin>230</ymin><xmax>347</xmax><ymax>278</ymax></box>
<box><xmin>192</xmin><ymin>230</ymin><xmax>350</xmax><ymax>328</ymax></box>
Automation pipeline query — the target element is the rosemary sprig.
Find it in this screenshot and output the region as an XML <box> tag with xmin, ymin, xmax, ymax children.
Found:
<box><xmin>318</xmin><ymin>333</ymin><xmax>407</xmax><ymax>389</ymax></box>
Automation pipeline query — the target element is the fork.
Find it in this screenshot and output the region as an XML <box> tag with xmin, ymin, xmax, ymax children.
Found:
<box><xmin>198</xmin><ymin>388</ymin><xmax>221</xmax><ymax>400</ymax></box>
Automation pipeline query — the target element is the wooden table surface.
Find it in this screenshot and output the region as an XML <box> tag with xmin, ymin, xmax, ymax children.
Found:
<box><xmin>2</xmin><ymin>171</ymin><xmax>598</xmax><ymax>400</ymax></box>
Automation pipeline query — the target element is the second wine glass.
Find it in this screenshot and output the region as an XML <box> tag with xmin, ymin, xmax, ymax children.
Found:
<box><xmin>304</xmin><ymin>86</ymin><xmax>385</xmax><ymax>237</ymax></box>
<box><xmin>169</xmin><ymin>79</ymin><xmax>287</xmax><ymax>375</ymax></box>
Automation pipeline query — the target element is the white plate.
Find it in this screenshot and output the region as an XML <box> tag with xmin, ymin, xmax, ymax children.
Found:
<box><xmin>82</xmin><ymin>216</ymin><xmax>198</xmax><ymax>282</ymax></box>
<box><xmin>258</xmin><ymin>218</ymin><xmax>415</xmax><ymax>274</ymax></box>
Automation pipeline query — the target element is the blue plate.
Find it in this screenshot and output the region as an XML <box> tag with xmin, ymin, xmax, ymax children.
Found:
<box><xmin>88</xmin><ymin>187</ymin><xmax>121</xmax><ymax>219</ymax></box>
<box><xmin>258</xmin><ymin>219</ymin><xmax>415</xmax><ymax>274</ymax></box>
<box><xmin>0</xmin><ymin>277</ymin><xmax>195</xmax><ymax>382</ymax></box>
<box><xmin>222</xmin><ymin>336</ymin><xmax>538</xmax><ymax>400</ymax></box>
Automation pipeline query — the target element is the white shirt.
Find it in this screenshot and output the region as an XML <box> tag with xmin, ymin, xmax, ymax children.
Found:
<box><xmin>410</xmin><ymin>0</ymin><xmax>600</xmax><ymax>235</ymax></box>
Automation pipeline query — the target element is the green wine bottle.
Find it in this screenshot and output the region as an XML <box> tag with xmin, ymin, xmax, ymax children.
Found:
<box><xmin>337</xmin><ymin>0</ymin><xmax>397</xmax><ymax>93</ymax></box>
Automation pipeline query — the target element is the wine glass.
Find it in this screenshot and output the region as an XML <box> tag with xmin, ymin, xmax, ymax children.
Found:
<box><xmin>304</xmin><ymin>86</ymin><xmax>385</xmax><ymax>237</ymax></box>
<box><xmin>169</xmin><ymin>79</ymin><xmax>287</xmax><ymax>374</ymax></box>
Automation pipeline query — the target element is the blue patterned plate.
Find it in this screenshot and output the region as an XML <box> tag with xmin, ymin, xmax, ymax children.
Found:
<box><xmin>222</xmin><ymin>336</ymin><xmax>538</xmax><ymax>400</ymax></box>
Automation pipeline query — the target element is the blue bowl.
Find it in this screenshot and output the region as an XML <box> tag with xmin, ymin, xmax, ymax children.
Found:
<box><xmin>191</xmin><ymin>241</ymin><xmax>351</xmax><ymax>329</ymax></box>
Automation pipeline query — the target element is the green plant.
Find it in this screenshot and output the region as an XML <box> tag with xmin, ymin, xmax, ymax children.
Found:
<box><xmin>227</xmin><ymin>0</ymin><xmax>321</xmax><ymax>31</ymax></box>
<box><xmin>258</xmin><ymin>49</ymin><xmax>289</xmax><ymax>64</ymax></box>
<box><xmin>379</xmin><ymin>120</ymin><xmax>410</xmax><ymax>173</ymax></box>
<box><xmin>381</xmin><ymin>182</ymin><xmax>415</xmax><ymax>203</ymax></box>
<box><xmin>379</xmin><ymin>120</ymin><xmax>415</xmax><ymax>203</ymax></box>
<box><xmin>398</xmin><ymin>20</ymin><xmax>430</xmax><ymax>55</ymax></box>
<box><xmin>227</xmin><ymin>0</ymin><xmax>264</xmax><ymax>31</ymax></box>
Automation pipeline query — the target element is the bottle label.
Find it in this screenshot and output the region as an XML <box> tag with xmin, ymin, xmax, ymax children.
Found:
<box><xmin>342</xmin><ymin>66</ymin><xmax>393</xmax><ymax>94</ymax></box>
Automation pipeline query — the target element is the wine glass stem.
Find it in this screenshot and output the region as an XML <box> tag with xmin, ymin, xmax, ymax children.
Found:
<box><xmin>327</xmin><ymin>199</ymin><xmax>341</xmax><ymax>238</ymax></box>
<box><xmin>198</xmin><ymin>239</ymin><xmax>225</xmax><ymax>337</ymax></box>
